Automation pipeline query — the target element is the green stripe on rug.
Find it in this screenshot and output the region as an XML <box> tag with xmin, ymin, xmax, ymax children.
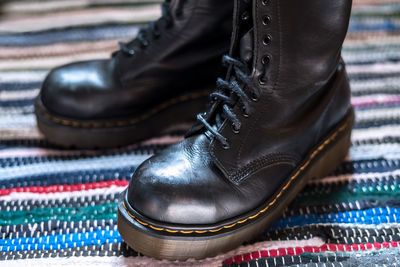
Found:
<box><xmin>0</xmin><ymin>203</ymin><xmax>117</xmax><ymax>225</ymax></box>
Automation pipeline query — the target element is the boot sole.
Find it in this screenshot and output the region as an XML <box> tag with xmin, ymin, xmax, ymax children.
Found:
<box><xmin>117</xmin><ymin>109</ymin><xmax>354</xmax><ymax>260</ymax></box>
<box><xmin>35</xmin><ymin>91</ymin><xmax>210</xmax><ymax>149</ymax></box>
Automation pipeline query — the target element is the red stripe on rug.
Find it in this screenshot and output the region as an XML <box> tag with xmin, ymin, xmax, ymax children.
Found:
<box><xmin>223</xmin><ymin>241</ymin><xmax>400</xmax><ymax>265</ymax></box>
<box><xmin>0</xmin><ymin>180</ymin><xmax>129</xmax><ymax>196</ymax></box>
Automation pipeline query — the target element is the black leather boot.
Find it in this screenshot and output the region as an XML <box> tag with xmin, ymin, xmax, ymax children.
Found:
<box><xmin>35</xmin><ymin>0</ymin><xmax>233</xmax><ymax>148</ymax></box>
<box><xmin>118</xmin><ymin>0</ymin><xmax>354</xmax><ymax>260</ymax></box>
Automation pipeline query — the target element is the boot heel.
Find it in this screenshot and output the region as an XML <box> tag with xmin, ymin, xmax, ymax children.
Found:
<box><xmin>307</xmin><ymin>111</ymin><xmax>353</xmax><ymax>182</ymax></box>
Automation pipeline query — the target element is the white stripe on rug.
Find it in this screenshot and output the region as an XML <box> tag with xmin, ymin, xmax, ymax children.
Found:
<box><xmin>355</xmin><ymin>106</ymin><xmax>400</xmax><ymax>121</ymax></box>
<box><xmin>0</xmin><ymin>154</ymin><xmax>151</xmax><ymax>180</ymax></box>
<box><xmin>0</xmin><ymin>114</ymin><xmax>36</xmax><ymax>128</ymax></box>
<box><xmin>2</xmin><ymin>0</ymin><xmax>162</xmax><ymax>15</ymax></box>
<box><xmin>0</xmin><ymin>135</ymin><xmax>182</xmax><ymax>158</ymax></box>
<box><xmin>347</xmin><ymin>62</ymin><xmax>400</xmax><ymax>75</ymax></box>
<box><xmin>0</xmin><ymin>89</ymin><xmax>39</xmax><ymax>101</ymax></box>
<box><xmin>311</xmin><ymin>169</ymin><xmax>400</xmax><ymax>185</ymax></box>
<box><xmin>0</xmin><ymin>71</ymin><xmax>48</xmax><ymax>83</ymax></box>
<box><xmin>0</xmin><ymin>6</ymin><xmax>160</xmax><ymax>33</ymax></box>
<box><xmin>0</xmin><ymin>186</ymin><xmax>126</xmax><ymax>202</ymax></box>
<box><xmin>0</xmin><ymin>127</ymin><xmax>43</xmax><ymax>140</ymax></box>
<box><xmin>0</xmin><ymin>52</ymin><xmax>111</xmax><ymax>71</ymax></box>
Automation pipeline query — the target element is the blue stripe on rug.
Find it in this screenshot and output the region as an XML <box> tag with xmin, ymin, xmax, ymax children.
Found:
<box><xmin>270</xmin><ymin>207</ymin><xmax>400</xmax><ymax>230</ymax></box>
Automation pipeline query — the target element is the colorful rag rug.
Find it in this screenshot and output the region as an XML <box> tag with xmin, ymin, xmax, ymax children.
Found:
<box><xmin>1</xmin><ymin>0</ymin><xmax>400</xmax><ymax>266</ymax></box>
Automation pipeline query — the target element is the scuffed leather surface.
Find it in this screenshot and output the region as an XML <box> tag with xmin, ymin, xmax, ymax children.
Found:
<box><xmin>40</xmin><ymin>0</ymin><xmax>233</xmax><ymax>119</ymax></box>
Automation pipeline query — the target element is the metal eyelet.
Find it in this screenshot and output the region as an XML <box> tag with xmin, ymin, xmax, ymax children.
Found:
<box><xmin>231</xmin><ymin>124</ymin><xmax>240</xmax><ymax>134</ymax></box>
<box><xmin>251</xmin><ymin>93</ymin><xmax>260</xmax><ymax>102</ymax></box>
<box><xmin>222</xmin><ymin>142</ymin><xmax>230</xmax><ymax>150</ymax></box>
<box><xmin>258</xmin><ymin>76</ymin><xmax>268</xmax><ymax>85</ymax></box>
<box><xmin>262</xmin><ymin>55</ymin><xmax>271</xmax><ymax>65</ymax></box>
<box><xmin>262</xmin><ymin>15</ymin><xmax>271</xmax><ymax>25</ymax></box>
<box><xmin>262</xmin><ymin>0</ymin><xmax>270</xmax><ymax>6</ymax></box>
<box><xmin>242</xmin><ymin>106</ymin><xmax>250</xmax><ymax>118</ymax></box>
<box><xmin>263</xmin><ymin>35</ymin><xmax>272</xmax><ymax>46</ymax></box>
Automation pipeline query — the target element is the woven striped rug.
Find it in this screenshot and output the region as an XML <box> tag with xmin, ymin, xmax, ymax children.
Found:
<box><xmin>1</xmin><ymin>0</ymin><xmax>400</xmax><ymax>266</ymax></box>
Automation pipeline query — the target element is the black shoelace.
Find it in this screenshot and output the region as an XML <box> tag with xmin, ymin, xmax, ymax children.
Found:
<box><xmin>197</xmin><ymin>55</ymin><xmax>261</xmax><ymax>149</ymax></box>
<box><xmin>118</xmin><ymin>0</ymin><xmax>186</xmax><ymax>56</ymax></box>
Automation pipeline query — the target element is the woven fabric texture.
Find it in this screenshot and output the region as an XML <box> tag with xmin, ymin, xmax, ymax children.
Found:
<box><xmin>1</xmin><ymin>0</ymin><xmax>400</xmax><ymax>266</ymax></box>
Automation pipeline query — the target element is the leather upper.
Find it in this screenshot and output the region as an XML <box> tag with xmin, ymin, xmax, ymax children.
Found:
<box><xmin>210</xmin><ymin>0</ymin><xmax>353</xmax><ymax>180</ymax></box>
<box><xmin>40</xmin><ymin>0</ymin><xmax>233</xmax><ymax>120</ymax></box>
<box><xmin>127</xmin><ymin>0</ymin><xmax>353</xmax><ymax>225</ymax></box>
<box><xmin>128</xmin><ymin>134</ymin><xmax>296</xmax><ymax>224</ymax></box>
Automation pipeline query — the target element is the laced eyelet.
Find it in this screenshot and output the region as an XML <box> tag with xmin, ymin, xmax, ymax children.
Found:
<box><xmin>262</xmin><ymin>55</ymin><xmax>271</xmax><ymax>65</ymax></box>
<box><xmin>222</xmin><ymin>142</ymin><xmax>230</xmax><ymax>150</ymax></box>
<box><xmin>262</xmin><ymin>0</ymin><xmax>270</xmax><ymax>6</ymax></box>
<box><xmin>263</xmin><ymin>35</ymin><xmax>272</xmax><ymax>46</ymax></box>
<box><xmin>231</xmin><ymin>124</ymin><xmax>240</xmax><ymax>134</ymax></box>
<box><xmin>258</xmin><ymin>76</ymin><xmax>268</xmax><ymax>85</ymax></box>
<box><xmin>262</xmin><ymin>15</ymin><xmax>271</xmax><ymax>25</ymax></box>
<box><xmin>251</xmin><ymin>93</ymin><xmax>260</xmax><ymax>102</ymax></box>
<box><xmin>242</xmin><ymin>106</ymin><xmax>250</xmax><ymax>118</ymax></box>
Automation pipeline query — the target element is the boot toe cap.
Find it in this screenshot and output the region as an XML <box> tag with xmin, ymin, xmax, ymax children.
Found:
<box><xmin>40</xmin><ymin>59</ymin><xmax>116</xmax><ymax>119</ymax></box>
<box><xmin>125</xmin><ymin>135</ymin><xmax>297</xmax><ymax>226</ymax></box>
<box><xmin>126</xmin><ymin>136</ymin><xmax>274</xmax><ymax>225</ymax></box>
<box><xmin>127</xmin><ymin>136</ymin><xmax>235</xmax><ymax>225</ymax></box>
<box><xmin>127</xmin><ymin>152</ymin><xmax>220</xmax><ymax>224</ymax></box>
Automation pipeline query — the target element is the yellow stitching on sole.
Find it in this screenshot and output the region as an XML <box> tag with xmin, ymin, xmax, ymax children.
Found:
<box><xmin>149</xmin><ymin>225</ymin><xmax>164</xmax><ymax>231</ymax></box>
<box><xmin>123</xmin><ymin>117</ymin><xmax>351</xmax><ymax>234</ymax></box>
<box><xmin>180</xmin><ymin>230</ymin><xmax>194</xmax><ymax>234</ymax></box>
<box><xmin>248</xmin><ymin>214</ymin><xmax>259</xmax><ymax>220</ymax></box>
<box><xmin>209</xmin><ymin>228</ymin><xmax>223</xmax><ymax>233</ymax></box>
<box><xmin>135</xmin><ymin>219</ymin><xmax>149</xmax><ymax>226</ymax></box>
<box><xmin>223</xmin><ymin>223</ymin><xmax>237</xmax><ymax>229</ymax></box>
<box><xmin>238</xmin><ymin>218</ymin><xmax>248</xmax><ymax>224</ymax></box>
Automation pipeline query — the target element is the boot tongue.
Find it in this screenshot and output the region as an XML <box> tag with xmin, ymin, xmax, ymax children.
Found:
<box><xmin>239</xmin><ymin>28</ymin><xmax>254</xmax><ymax>69</ymax></box>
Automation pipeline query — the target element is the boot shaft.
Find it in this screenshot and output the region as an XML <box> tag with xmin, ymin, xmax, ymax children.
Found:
<box><xmin>117</xmin><ymin>0</ymin><xmax>233</xmax><ymax>82</ymax></box>
<box><xmin>231</xmin><ymin>0</ymin><xmax>352</xmax><ymax>94</ymax></box>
